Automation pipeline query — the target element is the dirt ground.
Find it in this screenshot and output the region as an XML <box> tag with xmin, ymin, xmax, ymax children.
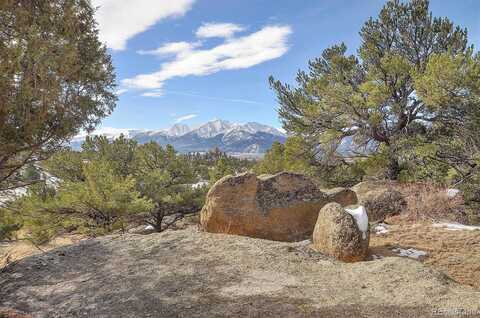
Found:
<box><xmin>1</xmin><ymin>227</ymin><xmax>480</xmax><ymax>318</ymax></box>
<box><xmin>370</xmin><ymin>220</ymin><xmax>480</xmax><ymax>289</ymax></box>
<box><xmin>2</xmin><ymin>220</ymin><xmax>480</xmax><ymax>291</ymax></box>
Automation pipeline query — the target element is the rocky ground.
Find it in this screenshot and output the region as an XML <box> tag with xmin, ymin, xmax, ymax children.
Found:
<box><xmin>1</xmin><ymin>226</ymin><xmax>480</xmax><ymax>318</ymax></box>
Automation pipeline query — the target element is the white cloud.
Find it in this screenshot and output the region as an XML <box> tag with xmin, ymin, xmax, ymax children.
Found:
<box><xmin>175</xmin><ymin>114</ymin><xmax>197</xmax><ymax>123</ymax></box>
<box><xmin>122</xmin><ymin>25</ymin><xmax>292</xmax><ymax>90</ymax></box>
<box><xmin>141</xmin><ymin>89</ymin><xmax>164</xmax><ymax>97</ymax></box>
<box><xmin>163</xmin><ymin>90</ymin><xmax>267</xmax><ymax>105</ymax></box>
<box><xmin>196</xmin><ymin>22</ymin><xmax>244</xmax><ymax>38</ymax></box>
<box><xmin>137</xmin><ymin>41</ymin><xmax>199</xmax><ymax>56</ymax></box>
<box><xmin>92</xmin><ymin>0</ymin><xmax>195</xmax><ymax>51</ymax></box>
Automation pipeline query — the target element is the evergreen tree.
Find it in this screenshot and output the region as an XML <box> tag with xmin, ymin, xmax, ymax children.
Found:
<box><xmin>270</xmin><ymin>0</ymin><xmax>470</xmax><ymax>180</ymax></box>
<box><xmin>134</xmin><ymin>142</ymin><xmax>206</xmax><ymax>232</ymax></box>
<box><xmin>0</xmin><ymin>0</ymin><xmax>116</xmax><ymax>190</ymax></box>
<box><xmin>209</xmin><ymin>156</ymin><xmax>235</xmax><ymax>184</ymax></box>
<box><xmin>255</xmin><ymin>141</ymin><xmax>286</xmax><ymax>175</ymax></box>
<box><xmin>82</xmin><ymin>135</ymin><xmax>138</xmax><ymax>178</ymax></box>
<box><xmin>14</xmin><ymin>160</ymin><xmax>153</xmax><ymax>240</ymax></box>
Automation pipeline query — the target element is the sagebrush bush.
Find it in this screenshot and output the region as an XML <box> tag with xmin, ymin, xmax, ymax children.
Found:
<box><xmin>398</xmin><ymin>183</ymin><xmax>468</xmax><ymax>224</ymax></box>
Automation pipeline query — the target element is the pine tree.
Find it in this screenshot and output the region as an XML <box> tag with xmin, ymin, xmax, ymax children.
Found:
<box><xmin>270</xmin><ymin>0</ymin><xmax>470</xmax><ymax>180</ymax></box>
<box><xmin>255</xmin><ymin>141</ymin><xmax>286</xmax><ymax>175</ymax></box>
<box><xmin>134</xmin><ymin>142</ymin><xmax>206</xmax><ymax>232</ymax></box>
<box><xmin>209</xmin><ymin>156</ymin><xmax>235</xmax><ymax>184</ymax></box>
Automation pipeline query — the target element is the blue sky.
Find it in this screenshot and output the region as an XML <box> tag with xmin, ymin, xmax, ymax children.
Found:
<box><xmin>92</xmin><ymin>0</ymin><xmax>480</xmax><ymax>131</ymax></box>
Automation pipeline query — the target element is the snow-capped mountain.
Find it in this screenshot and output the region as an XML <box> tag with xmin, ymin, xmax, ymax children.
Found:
<box><xmin>70</xmin><ymin>120</ymin><xmax>286</xmax><ymax>156</ymax></box>
<box><xmin>193</xmin><ymin>119</ymin><xmax>233</xmax><ymax>138</ymax></box>
<box><xmin>166</xmin><ymin>123</ymin><xmax>191</xmax><ymax>136</ymax></box>
<box><xmin>190</xmin><ymin>119</ymin><xmax>284</xmax><ymax>138</ymax></box>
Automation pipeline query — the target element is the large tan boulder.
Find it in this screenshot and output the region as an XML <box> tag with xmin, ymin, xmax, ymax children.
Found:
<box><xmin>313</xmin><ymin>203</ymin><xmax>369</xmax><ymax>262</ymax></box>
<box><xmin>323</xmin><ymin>187</ymin><xmax>358</xmax><ymax>206</ymax></box>
<box><xmin>200</xmin><ymin>172</ymin><xmax>329</xmax><ymax>241</ymax></box>
<box><xmin>352</xmin><ymin>182</ymin><xmax>406</xmax><ymax>222</ymax></box>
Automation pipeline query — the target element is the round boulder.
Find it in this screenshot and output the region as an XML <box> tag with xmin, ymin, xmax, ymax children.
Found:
<box><xmin>200</xmin><ymin>172</ymin><xmax>329</xmax><ymax>242</ymax></box>
<box><xmin>313</xmin><ymin>203</ymin><xmax>370</xmax><ymax>262</ymax></box>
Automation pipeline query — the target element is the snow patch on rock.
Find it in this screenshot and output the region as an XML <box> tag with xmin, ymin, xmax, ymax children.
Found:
<box><xmin>345</xmin><ymin>206</ymin><xmax>369</xmax><ymax>239</ymax></box>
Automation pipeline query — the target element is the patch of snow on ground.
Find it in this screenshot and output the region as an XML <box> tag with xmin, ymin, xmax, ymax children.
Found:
<box><xmin>392</xmin><ymin>248</ymin><xmax>428</xmax><ymax>259</ymax></box>
<box><xmin>191</xmin><ymin>181</ymin><xmax>209</xmax><ymax>189</ymax></box>
<box><xmin>374</xmin><ymin>223</ymin><xmax>389</xmax><ymax>235</ymax></box>
<box><xmin>0</xmin><ymin>187</ymin><xmax>27</xmax><ymax>204</ymax></box>
<box><xmin>433</xmin><ymin>223</ymin><xmax>480</xmax><ymax>231</ymax></box>
<box><xmin>446</xmin><ymin>188</ymin><xmax>461</xmax><ymax>198</ymax></box>
<box><xmin>296</xmin><ymin>239</ymin><xmax>311</xmax><ymax>246</ymax></box>
<box><xmin>345</xmin><ymin>206</ymin><xmax>369</xmax><ymax>239</ymax></box>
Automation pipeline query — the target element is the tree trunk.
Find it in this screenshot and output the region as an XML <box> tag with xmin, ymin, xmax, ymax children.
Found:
<box><xmin>386</xmin><ymin>153</ymin><xmax>401</xmax><ymax>180</ymax></box>
<box><xmin>154</xmin><ymin>210</ymin><xmax>164</xmax><ymax>232</ymax></box>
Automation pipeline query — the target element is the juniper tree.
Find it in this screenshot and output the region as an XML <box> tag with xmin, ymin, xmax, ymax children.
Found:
<box><xmin>134</xmin><ymin>142</ymin><xmax>206</xmax><ymax>232</ymax></box>
<box><xmin>270</xmin><ymin>0</ymin><xmax>471</xmax><ymax>180</ymax></box>
<box><xmin>0</xmin><ymin>0</ymin><xmax>116</xmax><ymax>190</ymax></box>
<box><xmin>14</xmin><ymin>159</ymin><xmax>154</xmax><ymax>240</ymax></box>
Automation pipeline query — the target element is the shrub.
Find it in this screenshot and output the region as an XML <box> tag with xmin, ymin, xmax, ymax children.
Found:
<box><xmin>398</xmin><ymin>183</ymin><xmax>468</xmax><ymax>224</ymax></box>
<box><xmin>0</xmin><ymin>210</ymin><xmax>22</xmax><ymax>241</ymax></box>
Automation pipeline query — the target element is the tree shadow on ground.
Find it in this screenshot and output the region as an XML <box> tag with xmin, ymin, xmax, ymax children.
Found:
<box><xmin>1</xmin><ymin>232</ymin><xmax>438</xmax><ymax>318</ymax></box>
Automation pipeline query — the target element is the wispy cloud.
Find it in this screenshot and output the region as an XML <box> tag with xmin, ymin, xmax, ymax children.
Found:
<box><xmin>137</xmin><ymin>41</ymin><xmax>199</xmax><ymax>56</ymax></box>
<box><xmin>141</xmin><ymin>89</ymin><xmax>164</xmax><ymax>97</ymax></box>
<box><xmin>92</xmin><ymin>0</ymin><xmax>195</xmax><ymax>51</ymax></box>
<box><xmin>163</xmin><ymin>90</ymin><xmax>268</xmax><ymax>106</ymax></box>
<box><xmin>175</xmin><ymin>113</ymin><xmax>197</xmax><ymax>123</ymax></box>
<box><xmin>195</xmin><ymin>22</ymin><xmax>244</xmax><ymax>38</ymax></box>
<box><xmin>140</xmin><ymin>88</ymin><xmax>268</xmax><ymax>106</ymax></box>
<box><xmin>122</xmin><ymin>24</ymin><xmax>292</xmax><ymax>90</ymax></box>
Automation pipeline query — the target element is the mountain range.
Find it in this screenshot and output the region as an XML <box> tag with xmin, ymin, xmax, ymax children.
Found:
<box><xmin>70</xmin><ymin>120</ymin><xmax>287</xmax><ymax>157</ymax></box>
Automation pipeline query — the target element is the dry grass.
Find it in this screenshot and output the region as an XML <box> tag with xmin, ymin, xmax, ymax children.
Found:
<box><xmin>0</xmin><ymin>234</ymin><xmax>85</xmax><ymax>269</ymax></box>
<box><xmin>371</xmin><ymin>183</ymin><xmax>480</xmax><ymax>289</ymax></box>
<box><xmin>370</xmin><ymin>222</ymin><xmax>480</xmax><ymax>289</ymax></box>
<box><xmin>393</xmin><ymin>183</ymin><xmax>467</xmax><ymax>224</ymax></box>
